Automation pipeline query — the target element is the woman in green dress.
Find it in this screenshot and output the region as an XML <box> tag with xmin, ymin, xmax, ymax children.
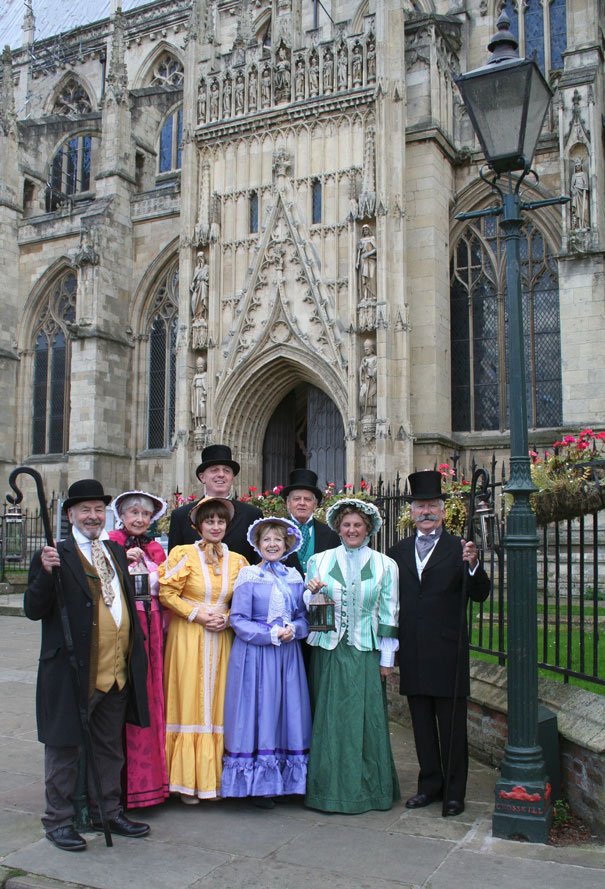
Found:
<box><xmin>304</xmin><ymin>498</ymin><xmax>400</xmax><ymax>813</ymax></box>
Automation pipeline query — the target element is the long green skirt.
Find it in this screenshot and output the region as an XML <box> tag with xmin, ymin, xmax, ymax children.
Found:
<box><xmin>305</xmin><ymin>641</ymin><xmax>400</xmax><ymax>814</ymax></box>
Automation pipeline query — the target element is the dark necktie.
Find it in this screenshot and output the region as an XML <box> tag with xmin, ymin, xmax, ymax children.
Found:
<box><xmin>416</xmin><ymin>533</ymin><xmax>438</xmax><ymax>560</ymax></box>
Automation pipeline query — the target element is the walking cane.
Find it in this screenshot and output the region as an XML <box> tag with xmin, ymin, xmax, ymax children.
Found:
<box><xmin>441</xmin><ymin>467</ymin><xmax>490</xmax><ymax>817</ymax></box>
<box><xmin>8</xmin><ymin>467</ymin><xmax>113</xmax><ymax>847</ymax></box>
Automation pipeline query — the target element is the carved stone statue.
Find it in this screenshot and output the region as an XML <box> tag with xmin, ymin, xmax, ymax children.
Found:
<box><xmin>356</xmin><ymin>224</ymin><xmax>377</xmax><ymax>303</ymax></box>
<box><xmin>570</xmin><ymin>158</ymin><xmax>589</xmax><ymax>229</ymax></box>
<box><xmin>248</xmin><ymin>68</ymin><xmax>258</xmax><ymax>112</ymax></box>
<box><xmin>190</xmin><ymin>252</ymin><xmax>209</xmax><ymax>348</ymax></box>
<box><xmin>261</xmin><ymin>67</ymin><xmax>271</xmax><ymax>108</ymax></box>
<box><xmin>274</xmin><ymin>45</ymin><xmax>291</xmax><ymax>102</ymax></box>
<box><xmin>234</xmin><ymin>73</ymin><xmax>245</xmax><ymax>115</ymax></box>
<box><xmin>352</xmin><ymin>43</ymin><xmax>363</xmax><ymax>86</ymax></box>
<box><xmin>191</xmin><ymin>355</ymin><xmax>207</xmax><ymax>426</ymax></box>
<box><xmin>367</xmin><ymin>38</ymin><xmax>376</xmax><ymax>82</ymax></box>
<box><xmin>323</xmin><ymin>50</ymin><xmax>334</xmax><ymax>93</ymax></box>
<box><xmin>359</xmin><ymin>338</ymin><xmax>378</xmax><ymax>417</ymax></box>
<box><xmin>295</xmin><ymin>57</ymin><xmax>305</xmax><ymax>99</ymax></box>
<box><xmin>337</xmin><ymin>46</ymin><xmax>348</xmax><ymax>90</ymax></box>
<box><xmin>309</xmin><ymin>53</ymin><xmax>319</xmax><ymax>96</ymax></box>
<box><xmin>197</xmin><ymin>80</ymin><xmax>207</xmax><ymax>122</ymax></box>
<box><xmin>222</xmin><ymin>77</ymin><xmax>232</xmax><ymax>118</ymax></box>
<box><xmin>209</xmin><ymin>80</ymin><xmax>219</xmax><ymax>120</ymax></box>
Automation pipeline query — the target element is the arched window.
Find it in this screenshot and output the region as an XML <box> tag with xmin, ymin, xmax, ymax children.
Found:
<box><xmin>450</xmin><ymin>217</ymin><xmax>562</xmax><ymax>432</ymax></box>
<box><xmin>311</xmin><ymin>178</ymin><xmax>322</xmax><ymax>224</ymax></box>
<box><xmin>149</xmin><ymin>51</ymin><xmax>184</xmax><ymax>88</ymax></box>
<box><xmin>501</xmin><ymin>0</ymin><xmax>567</xmax><ymax>76</ymax></box>
<box><xmin>52</xmin><ymin>78</ymin><xmax>93</xmax><ymax>116</ymax></box>
<box><xmin>249</xmin><ymin>190</ymin><xmax>259</xmax><ymax>233</ymax></box>
<box><xmin>46</xmin><ymin>133</ymin><xmax>97</xmax><ymax>210</ymax></box>
<box><xmin>158</xmin><ymin>106</ymin><xmax>183</xmax><ymax>174</ymax></box>
<box><xmin>32</xmin><ymin>272</ymin><xmax>76</xmax><ymax>455</ymax></box>
<box><xmin>147</xmin><ymin>262</ymin><xmax>179</xmax><ymax>449</ymax></box>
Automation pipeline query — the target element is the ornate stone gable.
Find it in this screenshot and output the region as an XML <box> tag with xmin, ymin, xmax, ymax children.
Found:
<box><xmin>221</xmin><ymin>187</ymin><xmax>345</xmax><ymax>378</ymax></box>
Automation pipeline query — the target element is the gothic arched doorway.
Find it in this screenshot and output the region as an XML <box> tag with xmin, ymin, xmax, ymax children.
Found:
<box><xmin>262</xmin><ymin>383</ymin><xmax>345</xmax><ymax>491</ymax></box>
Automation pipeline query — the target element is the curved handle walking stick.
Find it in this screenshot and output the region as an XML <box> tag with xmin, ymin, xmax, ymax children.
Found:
<box><xmin>442</xmin><ymin>467</ymin><xmax>491</xmax><ymax>816</ymax></box>
<box><xmin>8</xmin><ymin>467</ymin><xmax>113</xmax><ymax>847</ymax></box>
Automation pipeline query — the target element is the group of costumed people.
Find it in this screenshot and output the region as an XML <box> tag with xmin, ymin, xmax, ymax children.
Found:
<box><xmin>107</xmin><ymin>478</ymin><xmax>400</xmax><ymax>814</ymax></box>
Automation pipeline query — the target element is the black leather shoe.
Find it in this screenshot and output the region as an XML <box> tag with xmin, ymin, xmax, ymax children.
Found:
<box><xmin>45</xmin><ymin>825</ymin><xmax>87</xmax><ymax>852</ymax></box>
<box><xmin>444</xmin><ymin>800</ymin><xmax>465</xmax><ymax>817</ymax></box>
<box><xmin>91</xmin><ymin>812</ymin><xmax>150</xmax><ymax>837</ymax></box>
<box><xmin>405</xmin><ymin>793</ymin><xmax>441</xmax><ymax>809</ymax></box>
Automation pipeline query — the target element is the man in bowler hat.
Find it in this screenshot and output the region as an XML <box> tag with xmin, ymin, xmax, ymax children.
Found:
<box><xmin>388</xmin><ymin>471</ymin><xmax>490</xmax><ymax>817</ymax></box>
<box><xmin>167</xmin><ymin>444</ymin><xmax>262</xmax><ymax>562</ymax></box>
<box><xmin>280</xmin><ymin>468</ymin><xmax>339</xmax><ymax>577</ymax></box>
<box><xmin>24</xmin><ymin>479</ymin><xmax>150</xmax><ymax>851</ymax></box>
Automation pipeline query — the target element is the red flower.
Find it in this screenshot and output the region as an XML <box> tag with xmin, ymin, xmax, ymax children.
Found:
<box><xmin>577</xmin><ymin>441</ymin><xmax>589</xmax><ymax>451</ymax></box>
<box><xmin>563</xmin><ymin>435</ymin><xmax>576</xmax><ymax>445</ymax></box>
<box><xmin>249</xmin><ymin>485</ymin><xmax>258</xmax><ymax>493</ymax></box>
<box><xmin>272</xmin><ymin>485</ymin><xmax>283</xmax><ymax>494</ymax></box>
<box><xmin>596</xmin><ymin>431</ymin><xmax>605</xmax><ymax>441</ymax></box>
<box><xmin>344</xmin><ymin>483</ymin><xmax>353</xmax><ymax>490</ymax></box>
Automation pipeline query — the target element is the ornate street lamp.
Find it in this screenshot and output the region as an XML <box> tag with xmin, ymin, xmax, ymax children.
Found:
<box><xmin>455</xmin><ymin>13</ymin><xmax>568</xmax><ymax>843</ymax></box>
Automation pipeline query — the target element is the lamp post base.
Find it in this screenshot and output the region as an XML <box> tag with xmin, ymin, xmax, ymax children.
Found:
<box><xmin>493</xmin><ymin>777</ymin><xmax>552</xmax><ymax>843</ymax></box>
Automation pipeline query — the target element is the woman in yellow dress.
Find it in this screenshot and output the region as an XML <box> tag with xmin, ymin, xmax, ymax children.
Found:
<box><xmin>159</xmin><ymin>496</ymin><xmax>248</xmax><ymax>803</ymax></box>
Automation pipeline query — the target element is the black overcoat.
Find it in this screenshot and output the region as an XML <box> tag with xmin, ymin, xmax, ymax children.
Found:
<box><xmin>167</xmin><ymin>499</ymin><xmax>262</xmax><ymax>562</ymax></box>
<box><xmin>283</xmin><ymin>518</ymin><xmax>340</xmax><ymax>578</ymax></box>
<box><xmin>388</xmin><ymin>530</ymin><xmax>490</xmax><ymax>698</ymax></box>
<box><xmin>24</xmin><ymin>535</ymin><xmax>150</xmax><ymax>747</ymax></box>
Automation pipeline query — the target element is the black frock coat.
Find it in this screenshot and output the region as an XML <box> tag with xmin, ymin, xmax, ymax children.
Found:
<box><xmin>283</xmin><ymin>518</ymin><xmax>341</xmax><ymax>578</ymax></box>
<box><xmin>388</xmin><ymin>530</ymin><xmax>490</xmax><ymax>698</ymax></box>
<box><xmin>24</xmin><ymin>535</ymin><xmax>150</xmax><ymax>747</ymax></box>
<box><xmin>167</xmin><ymin>498</ymin><xmax>263</xmax><ymax>563</ymax></box>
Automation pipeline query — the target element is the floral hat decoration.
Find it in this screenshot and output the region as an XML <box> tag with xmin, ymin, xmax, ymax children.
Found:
<box><xmin>110</xmin><ymin>490</ymin><xmax>168</xmax><ymax>528</ymax></box>
<box><xmin>247</xmin><ymin>516</ymin><xmax>303</xmax><ymax>560</ymax></box>
<box><xmin>326</xmin><ymin>498</ymin><xmax>382</xmax><ymax>536</ymax></box>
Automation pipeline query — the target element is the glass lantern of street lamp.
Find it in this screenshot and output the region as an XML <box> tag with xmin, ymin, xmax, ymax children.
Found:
<box><xmin>455</xmin><ymin>12</ymin><xmax>553</xmax><ymax>174</ymax></box>
<box><xmin>3</xmin><ymin>506</ymin><xmax>25</xmax><ymax>562</ymax></box>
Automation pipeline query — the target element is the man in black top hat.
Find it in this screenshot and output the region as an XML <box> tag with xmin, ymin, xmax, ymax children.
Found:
<box><xmin>281</xmin><ymin>468</ymin><xmax>340</xmax><ymax>578</ymax></box>
<box><xmin>24</xmin><ymin>479</ymin><xmax>150</xmax><ymax>852</ymax></box>
<box><xmin>388</xmin><ymin>470</ymin><xmax>490</xmax><ymax>817</ymax></box>
<box><xmin>167</xmin><ymin>444</ymin><xmax>262</xmax><ymax>563</ymax></box>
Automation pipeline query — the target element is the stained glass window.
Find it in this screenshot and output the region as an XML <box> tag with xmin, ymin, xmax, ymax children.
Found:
<box><xmin>158</xmin><ymin>106</ymin><xmax>183</xmax><ymax>174</ymax></box>
<box><xmin>249</xmin><ymin>190</ymin><xmax>259</xmax><ymax>233</ymax></box>
<box><xmin>500</xmin><ymin>0</ymin><xmax>566</xmax><ymax>77</ymax></box>
<box><xmin>46</xmin><ymin>134</ymin><xmax>94</xmax><ymax>211</ymax></box>
<box><xmin>451</xmin><ymin>220</ymin><xmax>562</xmax><ymax>432</ymax></box>
<box><xmin>312</xmin><ymin>178</ymin><xmax>322</xmax><ymax>225</ymax></box>
<box><xmin>147</xmin><ymin>262</ymin><xmax>179</xmax><ymax>449</ymax></box>
<box><xmin>32</xmin><ymin>272</ymin><xmax>76</xmax><ymax>454</ymax></box>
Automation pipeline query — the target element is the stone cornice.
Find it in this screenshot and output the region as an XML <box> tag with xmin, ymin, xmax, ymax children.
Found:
<box><xmin>0</xmin><ymin>347</ymin><xmax>19</xmax><ymax>361</ymax></box>
<box><xmin>406</xmin><ymin>124</ymin><xmax>457</xmax><ymax>162</ymax></box>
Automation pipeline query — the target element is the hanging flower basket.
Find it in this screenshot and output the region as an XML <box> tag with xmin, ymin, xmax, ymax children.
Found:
<box><xmin>531</xmin><ymin>482</ymin><xmax>605</xmax><ymax>527</ymax></box>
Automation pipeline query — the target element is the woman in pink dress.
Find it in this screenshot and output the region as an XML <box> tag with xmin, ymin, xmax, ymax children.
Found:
<box><xmin>109</xmin><ymin>490</ymin><xmax>169</xmax><ymax>809</ymax></box>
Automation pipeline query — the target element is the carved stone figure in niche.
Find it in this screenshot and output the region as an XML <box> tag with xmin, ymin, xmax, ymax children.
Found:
<box><xmin>261</xmin><ymin>66</ymin><xmax>271</xmax><ymax>107</ymax></box>
<box><xmin>190</xmin><ymin>252</ymin><xmax>209</xmax><ymax>349</ymax></box>
<box><xmin>234</xmin><ymin>73</ymin><xmax>245</xmax><ymax>115</ymax></box>
<box><xmin>323</xmin><ymin>49</ymin><xmax>334</xmax><ymax>93</ymax></box>
<box><xmin>337</xmin><ymin>46</ymin><xmax>348</xmax><ymax>90</ymax></box>
<box><xmin>359</xmin><ymin>338</ymin><xmax>378</xmax><ymax>418</ymax></box>
<box><xmin>356</xmin><ymin>224</ymin><xmax>377</xmax><ymax>302</ymax></box>
<box><xmin>223</xmin><ymin>77</ymin><xmax>232</xmax><ymax>118</ymax></box>
<box><xmin>309</xmin><ymin>53</ymin><xmax>319</xmax><ymax>96</ymax></box>
<box><xmin>191</xmin><ymin>355</ymin><xmax>207</xmax><ymax>426</ymax></box>
<box><xmin>295</xmin><ymin>57</ymin><xmax>305</xmax><ymax>99</ymax></box>
<box><xmin>74</xmin><ymin>225</ymin><xmax>100</xmax><ymax>268</ymax></box>
<box><xmin>570</xmin><ymin>158</ymin><xmax>589</xmax><ymax>229</ymax></box>
<box><xmin>274</xmin><ymin>45</ymin><xmax>291</xmax><ymax>102</ymax></box>
<box><xmin>248</xmin><ymin>68</ymin><xmax>258</xmax><ymax>112</ymax></box>
<box><xmin>367</xmin><ymin>38</ymin><xmax>376</xmax><ymax>82</ymax></box>
<box><xmin>352</xmin><ymin>42</ymin><xmax>363</xmax><ymax>86</ymax></box>
<box><xmin>197</xmin><ymin>79</ymin><xmax>207</xmax><ymax>122</ymax></box>
<box><xmin>209</xmin><ymin>80</ymin><xmax>219</xmax><ymax>120</ymax></box>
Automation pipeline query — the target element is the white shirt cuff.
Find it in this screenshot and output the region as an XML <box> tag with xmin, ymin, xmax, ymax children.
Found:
<box><xmin>187</xmin><ymin>606</ymin><xmax>199</xmax><ymax>623</ymax></box>
<box><xmin>270</xmin><ymin>625</ymin><xmax>281</xmax><ymax>646</ymax></box>
<box><xmin>468</xmin><ymin>562</ymin><xmax>479</xmax><ymax>576</ymax></box>
<box><xmin>378</xmin><ymin>636</ymin><xmax>399</xmax><ymax>668</ymax></box>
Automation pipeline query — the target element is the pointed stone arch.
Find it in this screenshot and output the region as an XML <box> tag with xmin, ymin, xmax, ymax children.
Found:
<box><xmin>45</xmin><ymin>72</ymin><xmax>97</xmax><ymax>116</ymax></box>
<box><xmin>218</xmin><ymin>352</ymin><xmax>347</xmax><ymax>489</ymax></box>
<box><xmin>133</xmin><ymin>41</ymin><xmax>185</xmax><ymax>90</ymax></box>
<box><xmin>18</xmin><ymin>257</ymin><xmax>76</xmax><ymax>352</ymax></box>
<box><xmin>131</xmin><ymin>237</ymin><xmax>180</xmax><ymax>333</ymax></box>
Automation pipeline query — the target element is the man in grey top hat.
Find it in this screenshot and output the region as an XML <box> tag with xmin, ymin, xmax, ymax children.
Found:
<box><xmin>388</xmin><ymin>470</ymin><xmax>490</xmax><ymax>818</ymax></box>
<box><xmin>167</xmin><ymin>444</ymin><xmax>262</xmax><ymax>563</ymax></box>
<box><xmin>281</xmin><ymin>468</ymin><xmax>340</xmax><ymax>578</ymax></box>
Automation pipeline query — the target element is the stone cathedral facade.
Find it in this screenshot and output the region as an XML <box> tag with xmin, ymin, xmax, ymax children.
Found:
<box><xmin>0</xmin><ymin>0</ymin><xmax>603</xmax><ymax>500</ymax></box>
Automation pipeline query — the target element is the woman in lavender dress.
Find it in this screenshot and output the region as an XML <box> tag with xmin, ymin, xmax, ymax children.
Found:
<box><xmin>221</xmin><ymin>517</ymin><xmax>311</xmax><ymax>807</ymax></box>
